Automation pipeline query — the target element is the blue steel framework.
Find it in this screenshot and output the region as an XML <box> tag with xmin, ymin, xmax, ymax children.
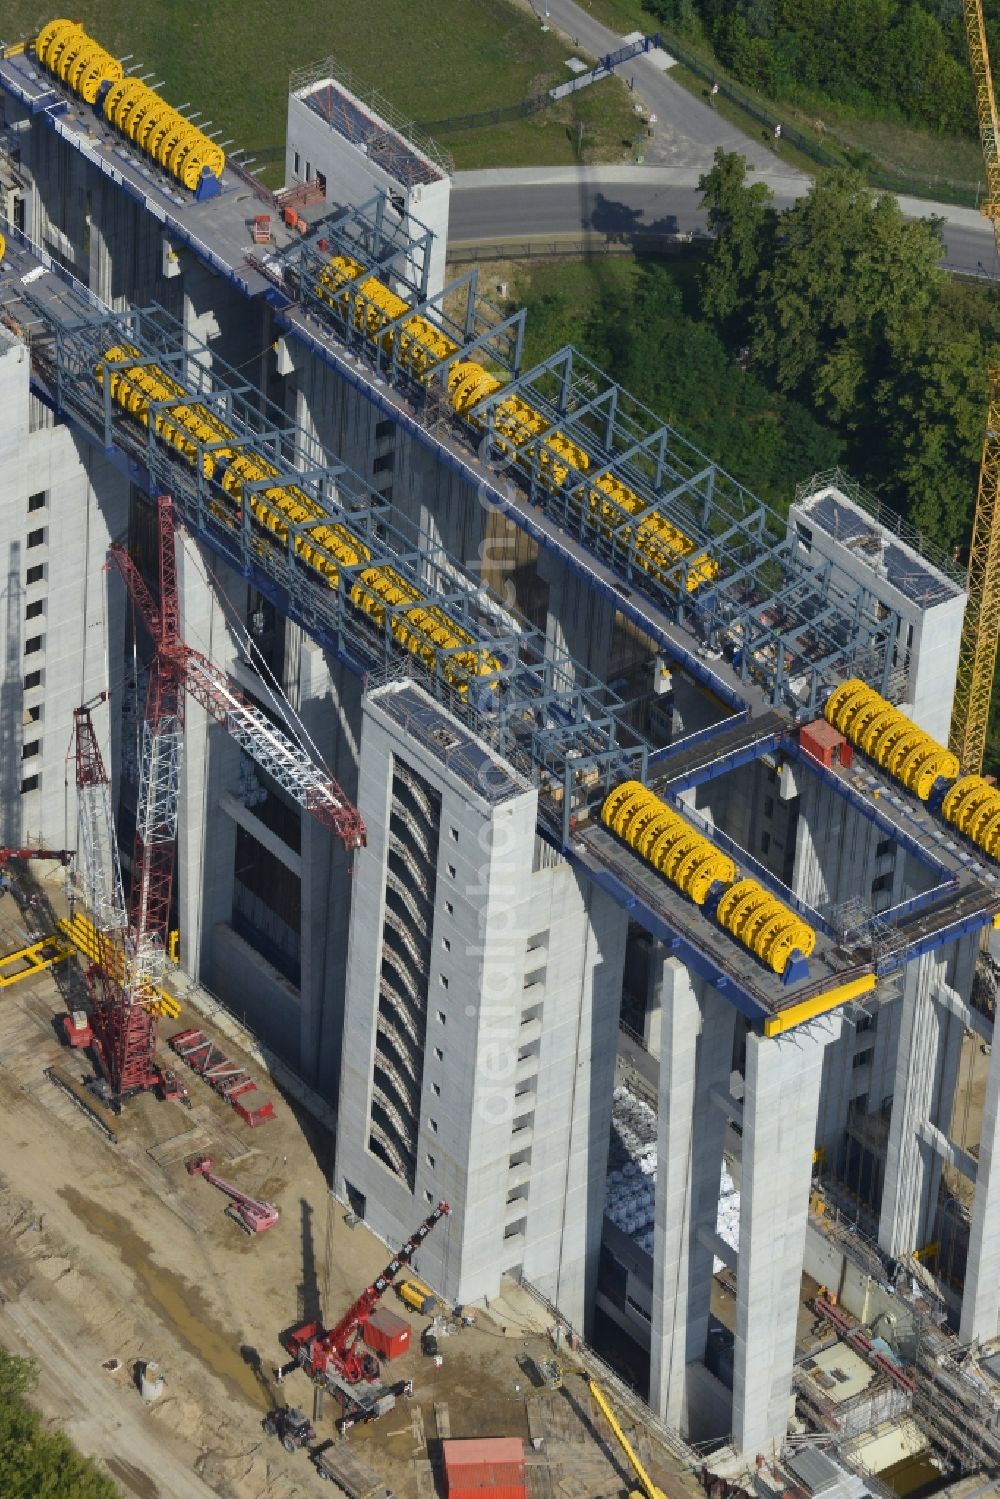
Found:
<box><xmin>0</xmin><ymin>239</ymin><xmax>645</xmax><ymax>840</ymax></box>
<box><xmin>1</xmin><ymin>223</ymin><xmax>998</xmax><ymax>1020</ymax></box>
<box><xmin>280</xmin><ymin>199</ymin><xmax>903</xmax><ymax>719</ymax></box>
<box><xmin>0</xmin><ymin>41</ymin><xmax>904</xmax><ymax>723</ymax></box>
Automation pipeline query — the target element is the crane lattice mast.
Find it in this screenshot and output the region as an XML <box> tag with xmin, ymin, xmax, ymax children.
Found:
<box><xmin>95</xmin><ymin>494</ymin><xmax>365</xmax><ymax>1102</ymax></box>
<box><xmin>951</xmin><ymin>0</ymin><xmax>1000</xmax><ymax>772</ymax></box>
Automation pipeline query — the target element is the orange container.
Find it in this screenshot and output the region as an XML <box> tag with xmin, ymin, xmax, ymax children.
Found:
<box><xmin>442</xmin><ymin>1438</ymin><xmax>526</xmax><ymax>1499</ymax></box>
<box><xmin>363</xmin><ymin>1307</ymin><xmax>410</xmax><ymax>1360</ymax></box>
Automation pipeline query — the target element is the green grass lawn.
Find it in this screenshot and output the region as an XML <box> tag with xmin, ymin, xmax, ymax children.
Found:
<box><xmin>1</xmin><ymin>1</ymin><xmax>638</xmax><ymax>175</ymax></box>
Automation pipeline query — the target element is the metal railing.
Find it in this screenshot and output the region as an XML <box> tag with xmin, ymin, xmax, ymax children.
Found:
<box><xmin>795</xmin><ymin>467</ymin><xmax>966</xmax><ymax>587</ymax></box>
<box><xmin>289</xmin><ymin>54</ymin><xmax>453</xmax><ymax>179</ymax></box>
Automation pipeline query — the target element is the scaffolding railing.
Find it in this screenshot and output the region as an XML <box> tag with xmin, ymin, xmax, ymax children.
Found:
<box><xmin>288</xmin><ymin>54</ymin><xmax>453</xmax><ymax>180</ymax></box>
<box><xmin>795</xmin><ymin>468</ymin><xmax>966</xmax><ymax>588</ymax></box>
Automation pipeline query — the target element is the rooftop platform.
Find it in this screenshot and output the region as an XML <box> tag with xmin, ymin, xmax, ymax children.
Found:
<box><xmin>794</xmin><ymin>479</ymin><xmax>963</xmax><ymax>609</ymax></box>
<box><xmin>368</xmin><ymin>680</ymin><xmax>526</xmax><ymax>804</ymax></box>
<box><xmin>290</xmin><ymin>56</ymin><xmax>450</xmax><ymax>189</ymax></box>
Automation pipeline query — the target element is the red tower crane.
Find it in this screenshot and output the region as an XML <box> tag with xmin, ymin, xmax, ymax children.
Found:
<box><xmin>276</xmin><ymin>1201</ymin><xmax>450</xmax><ymax>1386</ymax></box>
<box><xmin>90</xmin><ymin>494</ymin><xmax>365</xmax><ymax>1104</ymax></box>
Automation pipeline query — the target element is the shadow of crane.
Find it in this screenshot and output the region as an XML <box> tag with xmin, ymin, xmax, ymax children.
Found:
<box><xmin>298</xmin><ymin>1197</ymin><xmax>322</xmax><ymax>1324</ymax></box>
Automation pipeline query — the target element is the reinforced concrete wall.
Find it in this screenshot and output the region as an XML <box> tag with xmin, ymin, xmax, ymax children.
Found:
<box><xmin>0</xmin><ymin>331</ymin><xmax>128</xmax><ymax>850</ymax></box>
<box><xmin>336</xmin><ymin>681</ymin><xmax>626</xmax><ymax>1328</ymax></box>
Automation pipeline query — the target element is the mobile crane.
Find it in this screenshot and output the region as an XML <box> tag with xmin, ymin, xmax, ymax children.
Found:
<box><xmin>585</xmin><ymin>1377</ymin><xmax>667</xmax><ymax>1499</ymax></box>
<box><xmin>276</xmin><ymin>1201</ymin><xmax>450</xmax><ymax>1387</ymax></box>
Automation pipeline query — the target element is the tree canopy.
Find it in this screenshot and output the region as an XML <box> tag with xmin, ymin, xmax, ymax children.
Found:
<box><xmin>0</xmin><ymin>1348</ymin><xmax>119</xmax><ymax>1498</ymax></box>
<box><xmin>696</xmin><ymin>152</ymin><xmax>994</xmax><ymax>551</ymax></box>
<box><xmin>643</xmin><ymin>0</ymin><xmax>976</xmax><ymax>135</ymax></box>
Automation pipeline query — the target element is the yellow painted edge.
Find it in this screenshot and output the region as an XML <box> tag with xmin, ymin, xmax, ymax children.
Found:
<box><xmin>764</xmin><ymin>973</ymin><xmax>876</xmax><ymax>1037</ymax></box>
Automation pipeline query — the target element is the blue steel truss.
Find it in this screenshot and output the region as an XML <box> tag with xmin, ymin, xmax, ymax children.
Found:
<box><xmin>0</xmin><ymin>243</ymin><xmax>646</xmax><ymax>845</ymax></box>
<box><xmin>2</xmin><ymin>220</ymin><xmax>997</xmax><ymax>1017</ymax></box>
<box><xmin>276</xmin><ymin>200</ymin><xmax>903</xmax><ymax>720</ymax></box>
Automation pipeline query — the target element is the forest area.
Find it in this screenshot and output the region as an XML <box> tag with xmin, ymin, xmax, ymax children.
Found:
<box><xmin>641</xmin><ymin>0</ymin><xmax>996</xmax><ymax>135</ymax></box>
<box><xmin>516</xmin><ymin>152</ymin><xmax>1000</xmax><ymax>763</ymax></box>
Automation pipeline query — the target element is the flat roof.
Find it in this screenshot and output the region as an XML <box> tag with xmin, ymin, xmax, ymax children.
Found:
<box><xmin>368</xmin><ymin>680</ymin><xmax>526</xmax><ymax>806</ymax></box>
<box><xmin>300</xmin><ymin>79</ymin><xmax>444</xmax><ymax>189</ymax></box>
<box><xmin>796</xmin><ymin>486</ymin><xmax>962</xmax><ymax>608</ymax></box>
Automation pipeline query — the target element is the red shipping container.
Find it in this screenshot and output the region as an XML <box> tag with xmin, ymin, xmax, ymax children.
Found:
<box><xmin>799</xmin><ymin>718</ymin><xmax>852</xmax><ymax>770</ymax></box>
<box><xmin>363</xmin><ymin>1306</ymin><xmax>410</xmax><ymax>1360</ymax></box>
<box><xmin>443</xmin><ymin>1438</ymin><xmax>525</xmax><ymax>1499</ymax></box>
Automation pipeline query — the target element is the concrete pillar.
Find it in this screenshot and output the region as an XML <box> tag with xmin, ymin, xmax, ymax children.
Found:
<box><xmin>960</xmin><ymin>1009</ymin><xmax>1000</xmax><ymax>1343</ymax></box>
<box><xmin>733</xmin><ymin>1014</ymin><xmax>841</xmax><ymax>1455</ymax></box>
<box><xmin>879</xmin><ymin>951</ymin><xmax>966</xmax><ymax>1259</ymax></box>
<box><xmin>649</xmin><ymin>959</ymin><xmax>699</xmax><ymax>1430</ymax></box>
<box><xmin>649</xmin><ymin>972</ymin><xmax>735</xmax><ymax>1432</ymax></box>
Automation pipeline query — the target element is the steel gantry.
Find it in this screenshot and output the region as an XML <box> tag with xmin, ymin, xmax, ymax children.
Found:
<box><xmin>3</xmin><ymin>222</ymin><xmax>999</xmax><ymax>1027</ymax></box>
<box><xmin>0</xmin><ymin>239</ymin><xmax>647</xmax><ymax>845</ymax></box>
<box><xmin>277</xmin><ymin>197</ymin><xmax>903</xmax><ymax>719</ymax></box>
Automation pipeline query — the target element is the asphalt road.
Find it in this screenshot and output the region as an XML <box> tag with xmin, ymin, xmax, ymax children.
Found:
<box><xmin>449</xmin><ymin>167</ymin><xmax>1000</xmax><ymax>279</ymax></box>
<box><xmin>483</xmin><ymin>2</ymin><xmax>999</xmax><ymax>277</ymax></box>
<box><xmin>522</xmin><ymin>0</ymin><xmax>778</xmax><ymax>169</ymax></box>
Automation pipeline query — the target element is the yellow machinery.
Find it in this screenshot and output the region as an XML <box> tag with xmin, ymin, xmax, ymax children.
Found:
<box><xmin>0</xmin><ymin>230</ymin><xmax>5</xmax><ymax>266</ymax></box>
<box><xmin>396</xmin><ymin>1277</ymin><xmax>436</xmax><ymax>1314</ymax></box>
<box><xmin>0</xmin><ymin>933</ymin><xmax>73</xmax><ymax>987</ymax></box>
<box><xmin>58</xmin><ymin>911</ymin><xmax>181</xmax><ymax>1019</ymax></box>
<box><xmin>585</xmin><ymin>1377</ymin><xmax>667</xmax><ymax>1499</ymax></box>
<box><xmin>33</xmin><ymin>19</ymin><xmax>224</xmax><ymax>195</ymax></box>
<box><xmin>952</xmin><ymin>2</ymin><xmax>1000</xmax><ymax>773</ymax></box>
<box><xmin>825</xmin><ymin>679</ymin><xmax>1000</xmax><ymax>860</ymax></box>
<box><xmin>316</xmin><ymin>254</ymin><xmax>717</xmax><ymax>596</ymax></box>
<box><xmin>93</xmin><ymin>344</ymin><xmax>501</xmax><ymax>697</ymax></box>
<box><xmin>601</xmin><ymin>780</ymin><xmax>816</xmax><ymax>978</ymax></box>
<box><xmin>825</xmin><ymin>679</ymin><xmax>959</xmax><ymax>799</ymax></box>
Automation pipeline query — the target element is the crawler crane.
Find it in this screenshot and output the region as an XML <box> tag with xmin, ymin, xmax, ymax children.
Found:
<box><xmin>78</xmin><ymin>493</ymin><xmax>366</xmax><ymax>1105</ymax></box>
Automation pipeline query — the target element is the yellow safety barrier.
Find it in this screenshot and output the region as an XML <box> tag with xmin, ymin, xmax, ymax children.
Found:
<box><xmin>93</xmin><ymin>346</ymin><xmax>501</xmax><ymax>697</ymax></box>
<box><xmin>763</xmin><ymin>973</ymin><xmax>877</xmax><ymax>1037</ymax></box>
<box><xmin>824</xmin><ymin>679</ymin><xmax>959</xmax><ymax>800</ymax></box>
<box><xmin>316</xmin><ymin>253</ymin><xmax>718</xmax><ymax>595</ymax></box>
<box><xmin>0</xmin><ymin>230</ymin><xmax>5</xmax><ymax>267</ymax></box>
<box><xmin>0</xmin><ymin>934</ymin><xmax>74</xmax><ymax>987</ymax></box>
<box><xmin>58</xmin><ymin>912</ymin><xmax>181</xmax><ymax>1018</ymax></box>
<box><xmin>601</xmin><ymin>780</ymin><xmax>735</xmax><ymax>904</ymax></box>
<box><xmin>715</xmin><ymin>878</ymin><xmax>817</xmax><ymax>975</ymax></box>
<box><xmin>34</xmin><ymin>19</ymin><xmax>224</xmax><ymax>192</ymax></box>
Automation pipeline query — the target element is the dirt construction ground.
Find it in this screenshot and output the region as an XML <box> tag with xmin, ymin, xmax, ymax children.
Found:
<box><xmin>0</xmin><ymin>878</ymin><xmax>699</xmax><ymax>1499</ymax></box>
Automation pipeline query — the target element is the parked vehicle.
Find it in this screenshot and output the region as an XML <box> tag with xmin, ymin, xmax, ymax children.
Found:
<box><xmin>262</xmin><ymin>1406</ymin><xmax>315</xmax><ymax>1453</ymax></box>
